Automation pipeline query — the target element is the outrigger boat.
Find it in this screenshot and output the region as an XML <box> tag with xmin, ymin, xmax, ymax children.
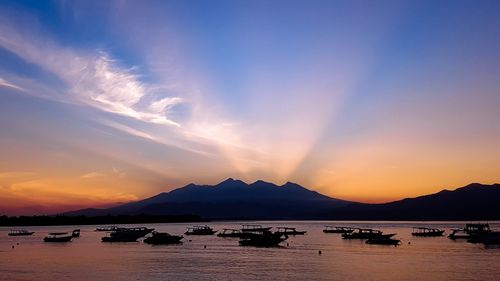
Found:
<box><xmin>241</xmin><ymin>224</ymin><xmax>272</xmax><ymax>232</ymax></box>
<box><xmin>411</xmin><ymin>227</ymin><xmax>445</xmax><ymax>237</ymax></box>
<box><xmin>239</xmin><ymin>230</ymin><xmax>288</xmax><ymax>247</ymax></box>
<box><xmin>8</xmin><ymin>230</ymin><xmax>35</xmax><ymax>236</ymax></box>
<box><xmin>143</xmin><ymin>232</ymin><xmax>183</xmax><ymax>245</ymax></box>
<box><xmin>217</xmin><ymin>228</ymin><xmax>244</xmax><ymax>238</ymax></box>
<box><xmin>342</xmin><ymin>228</ymin><xmax>395</xmax><ymax>240</ymax></box>
<box><xmin>323</xmin><ymin>226</ymin><xmax>355</xmax><ymax>234</ymax></box>
<box><xmin>101</xmin><ymin>227</ymin><xmax>154</xmax><ymax>242</ymax></box>
<box><xmin>44</xmin><ymin>232</ymin><xmax>73</xmax><ymax>242</ymax></box>
<box><xmin>185</xmin><ymin>225</ymin><xmax>217</xmax><ymax>235</ymax></box>
<box><xmin>275</xmin><ymin>227</ymin><xmax>306</xmax><ymax>236</ymax></box>
<box><xmin>366</xmin><ymin>237</ymin><xmax>401</xmax><ymax>246</ymax></box>
<box><xmin>448</xmin><ymin>223</ymin><xmax>491</xmax><ymax>240</ymax></box>
<box><xmin>72</xmin><ymin>229</ymin><xmax>80</xmax><ymax>238</ymax></box>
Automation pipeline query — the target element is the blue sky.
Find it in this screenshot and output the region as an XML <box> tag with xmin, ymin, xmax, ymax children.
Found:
<box><xmin>1</xmin><ymin>0</ymin><xmax>500</xmax><ymax>214</ymax></box>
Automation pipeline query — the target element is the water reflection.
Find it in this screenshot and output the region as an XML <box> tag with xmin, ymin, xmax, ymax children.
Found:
<box><xmin>1</xmin><ymin>221</ymin><xmax>499</xmax><ymax>281</ymax></box>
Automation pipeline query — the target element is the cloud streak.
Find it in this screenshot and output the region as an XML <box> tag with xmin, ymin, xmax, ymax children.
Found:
<box><xmin>0</xmin><ymin>21</ymin><xmax>183</xmax><ymax>127</ymax></box>
<box><xmin>0</xmin><ymin>77</ymin><xmax>25</xmax><ymax>91</ymax></box>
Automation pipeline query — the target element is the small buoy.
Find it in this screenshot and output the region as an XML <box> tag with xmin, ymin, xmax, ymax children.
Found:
<box><xmin>318</xmin><ymin>250</ymin><xmax>322</xmax><ymax>255</ymax></box>
<box><xmin>204</xmin><ymin>245</ymin><xmax>207</xmax><ymax>249</ymax></box>
<box><xmin>17</xmin><ymin>242</ymin><xmax>19</xmax><ymax>245</ymax></box>
<box><xmin>12</xmin><ymin>245</ymin><xmax>15</xmax><ymax>249</ymax></box>
<box><xmin>408</xmin><ymin>241</ymin><xmax>411</xmax><ymax>245</ymax></box>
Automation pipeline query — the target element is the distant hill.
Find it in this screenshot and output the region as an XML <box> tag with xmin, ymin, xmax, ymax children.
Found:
<box><xmin>65</xmin><ymin>178</ymin><xmax>351</xmax><ymax>219</ymax></box>
<box><xmin>326</xmin><ymin>183</ymin><xmax>500</xmax><ymax>220</ymax></box>
<box><xmin>65</xmin><ymin>181</ymin><xmax>500</xmax><ymax>220</ymax></box>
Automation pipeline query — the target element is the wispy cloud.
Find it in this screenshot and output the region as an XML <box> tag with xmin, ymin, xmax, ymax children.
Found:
<box><xmin>0</xmin><ymin>21</ymin><xmax>183</xmax><ymax>127</ymax></box>
<box><xmin>0</xmin><ymin>77</ymin><xmax>24</xmax><ymax>91</ymax></box>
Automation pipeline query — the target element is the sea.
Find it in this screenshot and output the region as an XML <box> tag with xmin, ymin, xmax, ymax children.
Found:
<box><xmin>1</xmin><ymin>221</ymin><xmax>499</xmax><ymax>281</ymax></box>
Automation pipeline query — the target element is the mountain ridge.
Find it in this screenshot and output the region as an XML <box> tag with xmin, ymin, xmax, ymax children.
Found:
<box><xmin>64</xmin><ymin>180</ymin><xmax>500</xmax><ymax>220</ymax></box>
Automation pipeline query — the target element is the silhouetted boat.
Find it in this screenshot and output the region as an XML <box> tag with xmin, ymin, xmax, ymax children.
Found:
<box><xmin>469</xmin><ymin>232</ymin><xmax>500</xmax><ymax>245</ymax></box>
<box><xmin>366</xmin><ymin>237</ymin><xmax>401</xmax><ymax>246</ymax></box>
<box><xmin>342</xmin><ymin>228</ymin><xmax>395</xmax><ymax>240</ymax></box>
<box><xmin>241</xmin><ymin>224</ymin><xmax>272</xmax><ymax>232</ymax></box>
<box><xmin>217</xmin><ymin>228</ymin><xmax>244</xmax><ymax>238</ymax></box>
<box><xmin>275</xmin><ymin>227</ymin><xmax>306</xmax><ymax>236</ymax></box>
<box><xmin>95</xmin><ymin>226</ymin><xmax>119</xmax><ymax>232</ymax></box>
<box><xmin>44</xmin><ymin>232</ymin><xmax>73</xmax><ymax>242</ymax></box>
<box><xmin>323</xmin><ymin>226</ymin><xmax>355</xmax><ymax>234</ymax></box>
<box><xmin>411</xmin><ymin>227</ymin><xmax>445</xmax><ymax>237</ymax></box>
<box><xmin>185</xmin><ymin>225</ymin><xmax>217</xmax><ymax>235</ymax></box>
<box><xmin>239</xmin><ymin>230</ymin><xmax>288</xmax><ymax>247</ymax></box>
<box><xmin>448</xmin><ymin>223</ymin><xmax>491</xmax><ymax>240</ymax></box>
<box><xmin>8</xmin><ymin>230</ymin><xmax>35</xmax><ymax>236</ymax></box>
<box><xmin>101</xmin><ymin>227</ymin><xmax>154</xmax><ymax>242</ymax></box>
<box><xmin>143</xmin><ymin>231</ymin><xmax>183</xmax><ymax>245</ymax></box>
<box><xmin>72</xmin><ymin>229</ymin><xmax>80</xmax><ymax>237</ymax></box>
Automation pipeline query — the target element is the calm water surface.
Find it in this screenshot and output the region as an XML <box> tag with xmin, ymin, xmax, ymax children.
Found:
<box><xmin>1</xmin><ymin>221</ymin><xmax>499</xmax><ymax>281</ymax></box>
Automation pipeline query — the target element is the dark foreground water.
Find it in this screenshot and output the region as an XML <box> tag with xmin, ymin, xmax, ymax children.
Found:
<box><xmin>1</xmin><ymin>221</ymin><xmax>499</xmax><ymax>281</ymax></box>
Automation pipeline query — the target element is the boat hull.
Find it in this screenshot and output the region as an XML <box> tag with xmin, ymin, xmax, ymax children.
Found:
<box><xmin>8</xmin><ymin>232</ymin><xmax>35</xmax><ymax>236</ymax></box>
<box><xmin>44</xmin><ymin>236</ymin><xmax>72</xmax><ymax>242</ymax></box>
<box><xmin>185</xmin><ymin>230</ymin><xmax>217</xmax><ymax>235</ymax></box>
<box><xmin>144</xmin><ymin>233</ymin><xmax>183</xmax><ymax>245</ymax></box>
<box><xmin>366</xmin><ymin>238</ymin><xmax>401</xmax><ymax>246</ymax></box>
<box><xmin>412</xmin><ymin>231</ymin><xmax>444</xmax><ymax>237</ymax></box>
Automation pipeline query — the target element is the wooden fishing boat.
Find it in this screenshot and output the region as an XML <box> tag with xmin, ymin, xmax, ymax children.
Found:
<box><xmin>185</xmin><ymin>225</ymin><xmax>217</xmax><ymax>235</ymax></box>
<box><xmin>412</xmin><ymin>227</ymin><xmax>445</xmax><ymax>237</ymax></box>
<box><xmin>239</xmin><ymin>231</ymin><xmax>288</xmax><ymax>247</ymax></box>
<box><xmin>275</xmin><ymin>227</ymin><xmax>307</xmax><ymax>236</ymax></box>
<box><xmin>8</xmin><ymin>230</ymin><xmax>35</xmax><ymax>236</ymax></box>
<box><xmin>101</xmin><ymin>227</ymin><xmax>154</xmax><ymax>242</ymax></box>
<box><xmin>95</xmin><ymin>226</ymin><xmax>118</xmax><ymax>232</ymax></box>
<box><xmin>44</xmin><ymin>232</ymin><xmax>73</xmax><ymax>242</ymax></box>
<box><xmin>323</xmin><ymin>226</ymin><xmax>355</xmax><ymax>234</ymax></box>
<box><xmin>241</xmin><ymin>224</ymin><xmax>272</xmax><ymax>232</ymax></box>
<box><xmin>144</xmin><ymin>232</ymin><xmax>183</xmax><ymax>245</ymax></box>
<box><xmin>366</xmin><ymin>237</ymin><xmax>401</xmax><ymax>246</ymax></box>
<box><xmin>448</xmin><ymin>223</ymin><xmax>491</xmax><ymax>240</ymax></box>
<box><xmin>217</xmin><ymin>228</ymin><xmax>244</xmax><ymax>238</ymax></box>
<box><xmin>342</xmin><ymin>228</ymin><xmax>395</xmax><ymax>240</ymax></box>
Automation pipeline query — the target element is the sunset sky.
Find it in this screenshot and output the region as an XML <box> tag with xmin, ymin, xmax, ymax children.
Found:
<box><xmin>1</xmin><ymin>0</ymin><xmax>500</xmax><ymax>215</ymax></box>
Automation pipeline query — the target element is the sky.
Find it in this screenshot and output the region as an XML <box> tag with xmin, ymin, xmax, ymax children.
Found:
<box><xmin>1</xmin><ymin>0</ymin><xmax>500</xmax><ymax>215</ymax></box>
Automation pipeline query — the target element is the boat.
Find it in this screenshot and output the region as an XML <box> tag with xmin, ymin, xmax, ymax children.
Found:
<box><xmin>342</xmin><ymin>228</ymin><xmax>395</xmax><ymax>240</ymax></box>
<box><xmin>323</xmin><ymin>226</ymin><xmax>355</xmax><ymax>234</ymax></box>
<box><xmin>275</xmin><ymin>227</ymin><xmax>307</xmax><ymax>236</ymax></box>
<box><xmin>8</xmin><ymin>230</ymin><xmax>35</xmax><ymax>236</ymax></box>
<box><xmin>470</xmin><ymin>232</ymin><xmax>500</xmax><ymax>245</ymax></box>
<box><xmin>366</xmin><ymin>238</ymin><xmax>401</xmax><ymax>246</ymax></box>
<box><xmin>241</xmin><ymin>224</ymin><xmax>272</xmax><ymax>232</ymax></box>
<box><xmin>101</xmin><ymin>227</ymin><xmax>154</xmax><ymax>242</ymax></box>
<box><xmin>448</xmin><ymin>223</ymin><xmax>491</xmax><ymax>240</ymax></box>
<box><xmin>217</xmin><ymin>228</ymin><xmax>244</xmax><ymax>238</ymax></box>
<box><xmin>95</xmin><ymin>226</ymin><xmax>119</xmax><ymax>232</ymax></box>
<box><xmin>44</xmin><ymin>232</ymin><xmax>73</xmax><ymax>242</ymax></box>
<box><xmin>143</xmin><ymin>232</ymin><xmax>183</xmax><ymax>245</ymax></box>
<box><xmin>411</xmin><ymin>227</ymin><xmax>445</xmax><ymax>237</ymax></box>
<box><xmin>239</xmin><ymin>230</ymin><xmax>288</xmax><ymax>247</ymax></box>
<box><xmin>72</xmin><ymin>229</ymin><xmax>80</xmax><ymax>238</ymax></box>
<box><xmin>185</xmin><ymin>225</ymin><xmax>217</xmax><ymax>235</ymax></box>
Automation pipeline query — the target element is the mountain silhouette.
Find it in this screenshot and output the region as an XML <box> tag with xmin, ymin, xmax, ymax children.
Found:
<box><xmin>65</xmin><ymin>178</ymin><xmax>350</xmax><ymax>219</ymax></box>
<box><xmin>65</xmin><ymin>181</ymin><xmax>500</xmax><ymax>220</ymax></box>
<box><xmin>325</xmin><ymin>183</ymin><xmax>500</xmax><ymax>220</ymax></box>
